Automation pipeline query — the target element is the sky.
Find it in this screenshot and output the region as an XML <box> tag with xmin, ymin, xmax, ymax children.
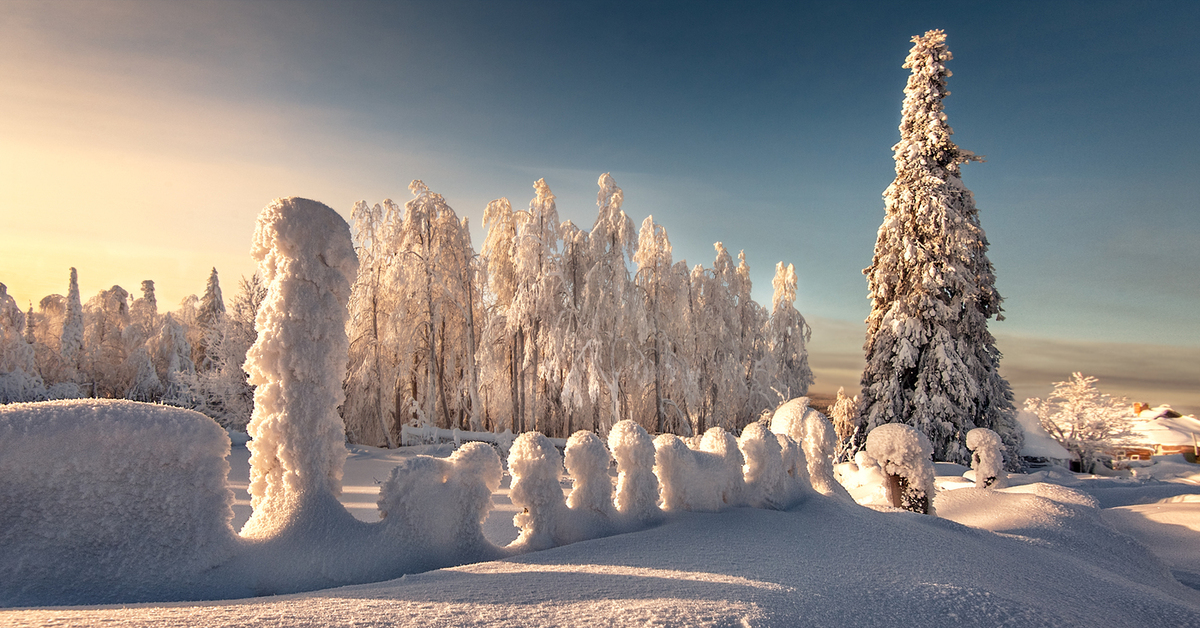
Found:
<box><xmin>1</xmin><ymin>0</ymin><xmax>1197</xmax><ymax>410</ymax></box>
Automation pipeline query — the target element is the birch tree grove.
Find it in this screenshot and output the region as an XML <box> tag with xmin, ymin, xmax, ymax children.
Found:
<box><xmin>1</xmin><ymin>174</ymin><xmax>815</xmax><ymax>445</ymax></box>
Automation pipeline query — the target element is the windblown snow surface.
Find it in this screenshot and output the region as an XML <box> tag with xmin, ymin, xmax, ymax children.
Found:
<box><xmin>5</xmin><ymin>439</ymin><xmax>1200</xmax><ymax>627</ymax></box>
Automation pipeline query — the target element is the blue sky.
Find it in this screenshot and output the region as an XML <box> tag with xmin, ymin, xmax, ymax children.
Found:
<box><xmin>1</xmin><ymin>0</ymin><xmax>1196</xmax><ymax>408</ymax></box>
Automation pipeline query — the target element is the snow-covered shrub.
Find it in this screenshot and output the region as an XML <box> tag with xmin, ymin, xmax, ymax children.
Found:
<box><xmin>771</xmin><ymin>397</ymin><xmax>849</xmax><ymax>499</ymax></box>
<box><xmin>565</xmin><ymin>430</ymin><xmax>615</xmax><ymax>516</ymax></box>
<box><xmin>738</xmin><ymin>422</ymin><xmax>787</xmax><ymax>509</ymax></box>
<box><xmin>608</xmin><ymin>419</ymin><xmax>660</xmax><ymax>521</ymax></box>
<box><xmin>654</xmin><ymin>433</ymin><xmax>730</xmax><ymax>512</ymax></box>
<box><xmin>698</xmin><ymin>425</ymin><xmax>745</xmax><ymax>507</ymax></box>
<box><xmin>240</xmin><ymin>197</ymin><xmax>359</xmax><ymax>539</ymax></box>
<box><xmin>1025</xmin><ymin>372</ymin><xmax>1131</xmax><ymax>473</ymax></box>
<box><xmin>966</xmin><ymin>427</ymin><xmax>1006</xmax><ymax>488</ymax></box>
<box><xmin>863</xmin><ymin>423</ymin><xmax>936</xmax><ymax>515</ymax></box>
<box><xmin>508</xmin><ymin>432</ymin><xmax>568</xmax><ymax>550</ymax></box>
<box><xmin>0</xmin><ymin>399</ymin><xmax>238</xmax><ymax>606</ymax></box>
<box><xmin>378</xmin><ymin>441</ymin><xmax>501</xmax><ymax>553</ymax></box>
<box><xmin>777</xmin><ymin>432</ymin><xmax>812</xmax><ymax>495</ymax></box>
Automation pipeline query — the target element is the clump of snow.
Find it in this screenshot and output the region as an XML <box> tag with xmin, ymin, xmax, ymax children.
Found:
<box><xmin>966</xmin><ymin>427</ymin><xmax>1006</xmax><ymax>488</ymax></box>
<box><xmin>738</xmin><ymin>422</ymin><xmax>788</xmax><ymax>509</ymax></box>
<box><xmin>564</xmin><ymin>430</ymin><xmax>615</xmax><ymax>516</ymax></box>
<box><xmin>777</xmin><ymin>432</ymin><xmax>812</xmax><ymax>496</ymax></box>
<box><xmin>698</xmin><ymin>426</ymin><xmax>746</xmax><ymax>507</ymax></box>
<box><xmin>508</xmin><ymin>432</ymin><xmax>569</xmax><ymax>550</ymax></box>
<box><xmin>654</xmin><ymin>433</ymin><xmax>730</xmax><ymax>512</ymax></box>
<box><xmin>0</xmin><ymin>399</ymin><xmax>238</xmax><ymax>606</ymax></box>
<box><xmin>770</xmin><ymin>397</ymin><xmax>851</xmax><ymax>500</ymax></box>
<box><xmin>608</xmin><ymin>420</ymin><xmax>661</xmax><ymax>522</ymax></box>
<box><xmin>240</xmin><ymin>197</ymin><xmax>359</xmax><ymax>539</ymax></box>
<box><xmin>378</xmin><ymin>442</ymin><xmax>502</xmax><ymax>555</ymax></box>
<box><xmin>863</xmin><ymin>423</ymin><xmax>936</xmax><ymax>514</ymax></box>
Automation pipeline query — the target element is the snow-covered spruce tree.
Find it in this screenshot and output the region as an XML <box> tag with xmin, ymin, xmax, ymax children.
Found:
<box><xmin>860</xmin><ymin>30</ymin><xmax>1020</xmax><ymax>467</ymax></box>
<box><xmin>60</xmin><ymin>267</ymin><xmax>84</xmax><ymax>381</ymax></box>
<box><xmin>82</xmin><ymin>285</ymin><xmax>132</xmax><ymax>399</ymax></box>
<box><xmin>192</xmin><ymin>268</ymin><xmax>226</xmax><ymax>372</ymax></box>
<box><xmin>240</xmin><ymin>197</ymin><xmax>358</xmax><ymax>538</ymax></box>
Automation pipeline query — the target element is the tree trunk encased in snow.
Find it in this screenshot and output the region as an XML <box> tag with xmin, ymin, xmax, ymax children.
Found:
<box><xmin>240</xmin><ymin>197</ymin><xmax>359</xmax><ymax>539</ymax></box>
<box><xmin>864</xmin><ymin>423</ymin><xmax>936</xmax><ymax>515</ymax></box>
<box><xmin>966</xmin><ymin>427</ymin><xmax>1006</xmax><ymax>488</ymax></box>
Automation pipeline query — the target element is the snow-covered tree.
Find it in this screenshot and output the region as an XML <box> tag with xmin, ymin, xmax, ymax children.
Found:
<box><xmin>192</xmin><ymin>268</ymin><xmax>226</xmax><ymax>371</ymax></box>
<box><xmin>1025</xmin><ymin>373</ymin><xmax>1132</xmax><ymax>473</ymax></box>
<box><xmin>569</xmin><ymin>174</ymin><xmax>638</xmax><ymax>432</ymax></box>
<box><xmin>344</xmin><ymin>199</ymin><xmax>402</xmax><ymax>447</ymax></box>
<box><xmin>82</xmin><ymin>285</ymin><xmax>132</xmax><ymax>398</ymax></box>
<box><xmin>828</xmin><ymin>386</ymin><xmax>862</xmax><ymax>462</ymax></box>
<box><xmin>767</xmin><ymin>262</ymin><xmax>813</xmax><ymax>404</ymax></box>
<box><xmin>0</xmin><ymin>283</ymin><xmax>46</xmax><ymax>403</ymax></box>
<box><xmin>241</xmin><ymin>197</ymin><xmax>358</xmax><ymax>538</ymax></box>
<box><xmin>60</xmin><ymin>268</ymin><xmax>84</xmax><ymax>380</ymax></box>
<box><xmin>633</xmin><ymin>216</ymin><xmax>693</xmax><ymax>434</ymax></box>
<box><xmin>859</xmin><ymin>30</ymin><xmax>1020</xmax><ymax>467</ymax></box>
<box><xmin>195</xmin><ymin>274</ymin><xmax>264</xmax><ymax>430</ymax></box>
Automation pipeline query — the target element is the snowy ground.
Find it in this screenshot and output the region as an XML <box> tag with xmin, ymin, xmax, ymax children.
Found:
<box><xmin>5</xmin><ymin>442</ymin><xmax>1200</xmax><ymax>627</ymax></box>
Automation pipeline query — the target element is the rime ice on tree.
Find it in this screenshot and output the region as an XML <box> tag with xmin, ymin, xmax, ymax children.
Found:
<box><xmin>240</xmin><ymin>197</ymin><xmax>359</xmax><ymax>538</ymax></box>
<box><xmin>860</xmin><ymin>30</ymin><xmax>1021</xmax><ymax>467</ymax></box>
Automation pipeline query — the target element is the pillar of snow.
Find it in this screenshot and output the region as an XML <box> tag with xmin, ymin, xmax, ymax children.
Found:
<box><xmin>771</xmin><ymin>397</ymin><xmax>850</xmax><ymax>500</ymax></box>
<box><xmin>777</xmin><ymin>432</ymin><xmax>813</xmax><ymax>504</ymax></box>
<box><xmin>864</xmin><ymin>423</ymin><xmax>936</xmax><ymax>515</ymax></box>
<box><xmin>966</xmin><ymin>427</ymin><xmax>1006</xmax><ymax>489</ymax></box>
<box><xmin>608</xmin><ymin>420</ymin><xmax>661</xmax><ymax>521</ymax></box>
<box><xmin>697</xmin><ymin>426</ymin><xmax>746</xmax><ymax>507</ymax></box>
<box><xmin>738</xmin><ymin>422</ymin><xmax>787</xmax><ymax>509</ymax></box>
<box><xmin>508</xmin><ymin>432</ymin><xmax>568</xmax><ymax>550</ymax></box>
<box><xmin>565</xmin><ymin>430</ymin><xmax>615</xmax><ymax>516</ymax></box>
<box><xmin>240</xmin><ymin>197</ymin><xmax>359</xmax><ymax>538</ymax></box>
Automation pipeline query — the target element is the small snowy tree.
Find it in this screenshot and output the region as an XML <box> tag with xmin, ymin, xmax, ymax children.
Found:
<box><xmin>864</xmin><ymin>423</ymin><xmax>936</xmax><ymax>515</ymax></box>
<box><xmin>60</xmin><ymin>268</ymin><xmax>84</xmax><ymax>381</ymax></box>
<box><xmin>859</xmin><ymin>30</ymin><xmax>1020</xmax><ymax>467</ymax></box>
<box><xmin>767</xmin><ymin>262</ymin><xmax>813</xmax><ymax>403</ymax></box>
<box><xmin>828</xmin><ymin>386</ymin><xmax>862</xmax><ymax>462</ymax></box>
<box><xmin>1025</xmin><ymin>373</ymin><xmax>1131</xmax><ymax>474</ymax></box>
<box><xmin>192</xmin><ymin>268</ymin><xmax>226</xmax><ymax>372</ymax></box>
<box><xmin>240</xmin><ymin>197</ymin><xmax>358</xmax><ymax>538</ymax></box>
<box><xmin>965</xmin><ymin>427</ymin><xmax>1005</xmax><ymax>488</ymax></box>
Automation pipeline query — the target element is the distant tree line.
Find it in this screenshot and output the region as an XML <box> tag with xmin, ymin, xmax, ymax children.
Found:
<box><xmin>0</xmin><ymin>173</ymin><xmax>815</xmax><ymax>443</ymax></box>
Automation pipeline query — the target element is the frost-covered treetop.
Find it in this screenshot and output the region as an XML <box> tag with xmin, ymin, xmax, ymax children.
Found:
<box><xmin>893</xmin><ymin>29</ymin><xmax>980</xmax><ymax>179</ymax></box>
<box><xmin>250</xmin><ymin>198</ymin><xmax>359</xmax><ymax>303</ymax></box>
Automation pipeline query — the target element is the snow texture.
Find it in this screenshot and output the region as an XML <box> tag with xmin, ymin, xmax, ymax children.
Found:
<box><xmin>698</xmin><ymin>425</ymin><xmax>747</xmax><ymax>507</ymax></box>
<box><xmin>608</xmin><ymin>419</ymin><xmax>662</xmax><ymax>522</ymax></box>
<box><xmin>240</xmin><ymin>197</ymin><xmax>359</xmax><ymax>539</ymax></box>
<box><xmin>864</xmin><ymin>422</ymin><xmax>937</xmax><ymax>514</ymax></box>
<box><xmin>653</xmin><ymin>433</ymin><xmax>737</xmax><ymax>512</ymax></box>
<box><xmin>966</xmin><ymin>427</ymin><xmax>1006</xmax><ymax>488</ymax></box>
<box><xmin>0</xmin><ymin>400</ymin><xmax>237</xmax><ymax>606</ymax></box>
<box><xmin>738</xmin><ymin>421</ymin><xmax>793</xmax><ymax>509</ymax></box>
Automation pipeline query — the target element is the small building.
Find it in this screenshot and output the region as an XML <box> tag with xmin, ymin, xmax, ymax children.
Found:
<box><xmin>1015</xmin><ymin>410</ymin><xmax>1074</xmax><ymax>468</ymax></box>
<box><xmin>1112</xmin><ymin>404</ymin><xmax>1200</xmax><ymax>461</ymax></box>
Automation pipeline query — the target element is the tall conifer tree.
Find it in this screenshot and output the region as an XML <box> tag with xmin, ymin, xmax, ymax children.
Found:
<box><xmin>860</xmin><ymin>30</ymin><xmax>1021</xmax><ymax>467</ymax></box>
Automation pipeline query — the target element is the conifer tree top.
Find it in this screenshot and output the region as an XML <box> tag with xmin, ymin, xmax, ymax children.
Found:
<box><xmin>893</xmin><ymin>30</ymin><xmax>980</xmax><ymax>180</ymax></box>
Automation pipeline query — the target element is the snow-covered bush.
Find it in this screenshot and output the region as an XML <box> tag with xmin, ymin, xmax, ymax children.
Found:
<box><xmin>863</xmin><ymin>423</ymin><xmax>936</xmax><ymax>515</ymax></box>
<box><xmin>508</xmin><ymin>432</ymin><xmax>569</xmax><ymax>550</ymax></box>
<box><xmin>738</xmin><ymin>421</ymin><xmax>788</xmax><ymax>509</ymax></box>
<box><xmin>608</xmin><ymin>419</ymin><xmax>661</xmax><ymax>521</ymax></box>
<box><xmin>565</xmin><ymin>430</ymin><xmax>615</xmax><ymax>516</ymax></box>
<box><xmin>770</xmin><ymin>397</ymin><xmax>849</xmax><ymax>499</ymax></box>
<box><xmin>966</xmin><ymin>427</ymin><xmax>1006</xmax><ymax>488</ymax></box>
<box><xmin>0</xmin><ymin>399</ymin><xmax>238</xmax><ymax>606</ymax></box>
<box><xmin>698</xmin><ymin>425</ymin><xmax>746</xmax><ymax>507</ymax></box>
<box><xmin>378</xmin><ymin>441</ymin><xmax>501</xmax><ymax>554</ymax></box>
<box><xmin>653</xmin><ymin>433</ymin><xmax>734</xmax><ymax>512</ymax></box>
<box><xmin>240</xmin><ymin>197</ymin><xmax>359</xmax><ymax>539</ymax></box>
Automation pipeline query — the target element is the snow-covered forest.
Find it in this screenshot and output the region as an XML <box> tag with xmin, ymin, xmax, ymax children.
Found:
<box><xmin>0</xmin><ymin>173</ymin><xmax>814</xmax><ymax>445</ymax></box>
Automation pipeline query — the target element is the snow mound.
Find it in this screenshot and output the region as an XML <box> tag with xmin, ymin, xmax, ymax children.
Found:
<box><xmin>770</xmin><ymin>397</ymin><xmax>852</xmax><ymax>500</ymax></box>
<box><xmin>0</xmin><ymin>399</ymin><xmax>237</xmax><ymax>607</ymax></box>
<box><xmin>379</xmin><ymin>442</ymin><xmax>502</xmax><ymax>555</ymax></box>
